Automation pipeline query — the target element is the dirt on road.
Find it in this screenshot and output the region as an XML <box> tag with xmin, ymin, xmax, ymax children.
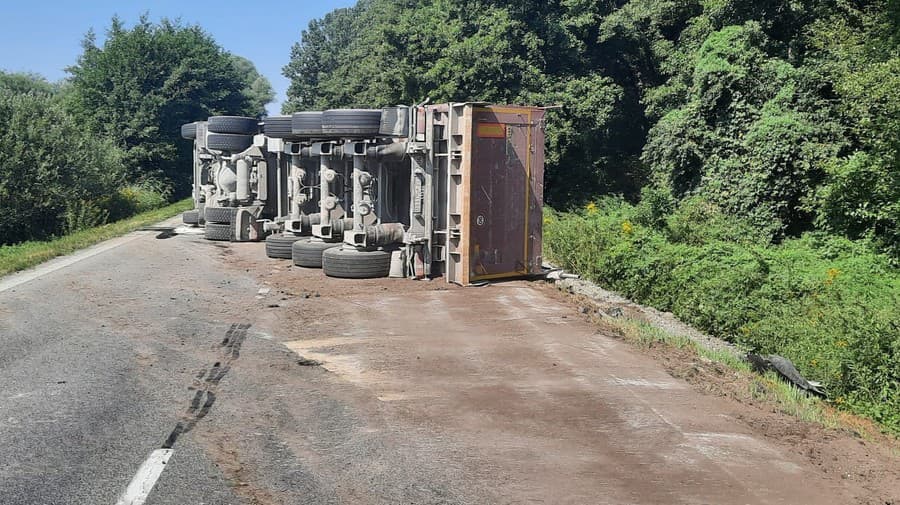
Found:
<box><xmin>189</xmin><ymin>239</ymin><xmax>899</xmax><ymax>505</ymax></box>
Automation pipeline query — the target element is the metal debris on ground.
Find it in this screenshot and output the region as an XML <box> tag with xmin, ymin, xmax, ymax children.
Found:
<box><xmin>746</xmin><ymin>353</ymin><xmax>827</xmax><ymax>397</ymax></box>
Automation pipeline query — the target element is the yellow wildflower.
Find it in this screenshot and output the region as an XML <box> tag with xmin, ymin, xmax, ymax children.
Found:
<box><xmin>622</xmin><ymin>220</ymin><xmax>634</xmax><ymax>234</ymax></box>
<box><xmin>824</xmin><ymin>267</ymin><xmax>841</xmax><ymax>285</ymax></box>
<box><xmin>585</xmin><ymin>202</ymin><xmax>598</xmax><ymax>214</ymax></box>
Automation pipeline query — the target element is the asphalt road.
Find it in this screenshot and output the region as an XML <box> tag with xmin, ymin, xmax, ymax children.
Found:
<box><xmin>0</xmin><ymin>226</ymin><xmax>253</xmax><ymax>504</ymax></box>
<box><xmin>0</xmin><ymin>222</ymin><xmax>890</xmax><ymax>504</ymax></box>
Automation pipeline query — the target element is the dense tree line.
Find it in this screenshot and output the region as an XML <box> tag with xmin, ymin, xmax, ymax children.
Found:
<box><xmin>1</xmin><ymin>17</ymin><xmax>272</xmax><ymax>245</ymax></box>
<box><xmin>283</xmin><ymin>0</ymin><xmax>899</xmax><ymax>258</ymax></box>
<box><xmin>0</xmin><ymin>72</ymin><xmax>125</xmax><ymax>243</ymax></box>
<box><xmin>66</xmin><ymin>16</ymin><xmax>274</xmax><ymax>198</ymax></box>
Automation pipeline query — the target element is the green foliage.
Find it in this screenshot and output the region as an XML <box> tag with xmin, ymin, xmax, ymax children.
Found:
<box><xmin>103</xmin><ymin>181</ymin><xmax>171</xmax><ymax>222</ymax></box>
<box><xmin>545</xmin><ymin>201</ymin><xmax>900</xmax><ymax>432</ymax></box>
<box><xmin>663</xmin><ymin>195</ymin><xmax>771</xmax><ymax>245</ymax></box>
<box><xmin>0</xmin><ymin>87</ymin><xmax>126</xmax><ymax>244</ymax></box>
<box><xmin>64</xmin><ymin>200</ymin><xmax>110</xmax><ymax>234</ymax></box>
<box><xmin>0</xmin><ymin>71</ymin><xmax>56</xmax><ymax>94</ymax></box>
<box><xmin>806</xmin><ymin>5</ymin><xmax>900</xmax><ymax>259</ymax></box>
<box><xmin>816</xmin><ymin>153</ymin><xmax>900</xmax><ymax>259</ymax></box>
<box><xmin>65</xmin><ymin>16</ymin><xmax>262</xmax><ymax>197</ymax></box>
<box><xmin>644</xmin><ymin>21</ymin><xmax>845</xmax><ymax>239</ymax></box>
<box><xmin>230</xmin><ymin>55</ymin><xmax>275</xmax><ymax>116</ymax></box>
<box><xmin>633</xmin><ymin>185</ymin><xmax>675</xmax><ymax>229</ymax></box>
<box><xmin>282</xmin><ymin>5</ymin><xmax>365</xmax><ymax>111</ymax></box>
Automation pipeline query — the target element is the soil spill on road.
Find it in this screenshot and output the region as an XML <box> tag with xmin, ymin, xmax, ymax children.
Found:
<box><xmin>162</xmin><ymin>322</ymin><xmax>250</xmax><ymax>449</ymax></box>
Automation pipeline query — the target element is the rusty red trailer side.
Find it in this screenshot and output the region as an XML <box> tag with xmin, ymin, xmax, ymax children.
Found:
<box><xmin>443</xmin><ymin>104</ymin><xmax>545</xmax><ymax>285</ymax></box>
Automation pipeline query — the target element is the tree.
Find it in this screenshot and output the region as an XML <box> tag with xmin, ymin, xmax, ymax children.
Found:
<box><xmin>230</xmin><ymin>55</ymin><xmax>275</xmax><ymax>116</ymax></box>
<box><xmin>0</xmin><ymin>88</ymin><xmax>126</xmax><ymax>244</ymax></box>
<box><xmin>282</xmin><ymin>5</ymin><xmax>363</xmax><ymax>112</ymax></box>
<box><xmin>65</xmin><ymin>16</ymin><xmax>257</xmax><ymax>197</ymax></box>
<box><xmin>807</xmin><ymin>2</ymin><xmax>900</xmax><ymax>256</ymax></box>
<box><xmin>0</xmin><ymin>71</ymin><xmax>56</xmax><ymax>94</ymax></box>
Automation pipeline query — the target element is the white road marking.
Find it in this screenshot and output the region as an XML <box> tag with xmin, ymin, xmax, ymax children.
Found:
<box><xmin>0</xmin><ymin>233</ymin><xmax>146</xmax><ymax>294</ymax></box>
<box><xmin>5</xmin><ymin>391</ymin><xmax>35</xmax><ymax>401</ymax></box>
<box><xmin>115</xmin><ymin>449</ymin><xmax>173</xmax><ymax>505</ymax></box>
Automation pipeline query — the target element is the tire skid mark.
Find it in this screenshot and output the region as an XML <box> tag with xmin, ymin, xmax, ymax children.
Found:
<box><xmin>162</xmin><ymin>323</ymin><xmax>250</xmax><ymax>450</ymax></box>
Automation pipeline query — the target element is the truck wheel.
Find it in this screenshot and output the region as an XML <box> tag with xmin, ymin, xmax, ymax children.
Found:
<box><xmin>182</xmin><ymin>209</ymin><xmax>200</xmax><ymax>225</ymax></box>
<box><xmin>322</xmin><ymin>246</ymin><xmax>391</xmax><ymax>279</ymax></box>
<box><xmin>204</xmin><ymin>206</ymin><xmax>238</xmax><ymax>224</ymax></box>
<box><xmin>379</xmin><ymin>107</ymin><xmax>409</xmax><ymax>137</ymax></box>
<box><xmin>262</xmin><ymin>116</ymin><xmax>294</xmax><ymax>139</ymax></box>
<box><xmin>292</xmin><ymin>239</ymin><xmax>340</xmax><ymax>268</ymax></box>
<box><xmin>321</xmin><ymin>109</ymin><xmax>382</xmax><ymax>137</ymax></box>
<box><xmin>266</xmin><ymin>234</ymin><xmax>304</xmax><ymax>259</ymax></box>
<box><xmin>206</xmin><ymin>133</ymin><xmax>253</xmax><ymax>152</ymax></box>
<box><xmin>181</xmin><ymin>122</ymin><xmax>198</xmax><ymax>140</ymax></box>
<box><xmin>291</xmin><ymin>111</ymin><xmax>324</xmax><ymax>136</ymax></box>
<box><xmin>204</xmin><ymin>223</ymin><xmax>233</xmax><ymax>241</ymax></box>
<box><xmin>207</xmin><ymin>116</ymin><xmax>259</xmax><ymax>135</ymax></box>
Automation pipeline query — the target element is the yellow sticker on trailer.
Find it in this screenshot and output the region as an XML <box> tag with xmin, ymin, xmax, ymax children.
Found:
<box><xmin>476</xmin><ymin>123</ymin><xmax>506</xmax><ymax>139</ymax></box>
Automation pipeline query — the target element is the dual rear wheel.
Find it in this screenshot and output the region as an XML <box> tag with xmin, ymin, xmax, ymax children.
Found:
<box><xmin>322</xmin><ymin>246</ymin><xmax>391</xmax><ymax>279</ymax></box>
<box><xmin>287</xmin><ymin>239</ymin><xmax>392</xmax><ymax>279</ymax></box>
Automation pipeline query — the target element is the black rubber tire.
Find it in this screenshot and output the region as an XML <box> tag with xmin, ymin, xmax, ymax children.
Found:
<box><xmin>207</xmin><ymin>133</ymin><xmax>253</xmax><ymax>152</ymax></box>
<box><xmin>207</xmin><ymin>116</ymin><xmax>259</xmax><ymax>135</ymax></box>
<box><xmin>262</xmin><ymin>116</ymin><xmax>294</xmax><ymax>138</ymax></box>
<box><xmin>291</xmin><ymin>111</ymin><xmax>324</xmax><ymax>136</ymax></box>
<box><xmin>204</xmin><ymin>223</ymin><xmax>233</xmax><ymax>241</ymax></box>
<box><xmin>182</xmin><ymin>209</ymin><xmax>200</xmax><ymax>225</ymax></box>
<box><xmin>379</xmin><ymin>107</ymin><xmax>409</xmax><ymax>137</ymax></box>
<box><xmin>322</xmin><ymin>246</ymin><xmax>392</xmax><ymax>279</ymax></box>
<box><xmin>265</xmin><ymin>234</ymin><xmax>304</xmax><ymax>259</ymax></box>
<box><xmin>181</xmin><ymin>122</ymin><xmax>198</xmax><ymax>140</ymax></box>
<box><xmin>204</xmin><ymin>206</ymin><xmax>238</xmax><ymax>224</ymax></box>
<box><xmin>292</xmin><ymin>239</ymin><xmax>341</xmax><ymax>268</ymax></box>
<box><xmin>321</xmin><ymin>109</ymin><xmax>382</xmax><ymax>137</ymax></box>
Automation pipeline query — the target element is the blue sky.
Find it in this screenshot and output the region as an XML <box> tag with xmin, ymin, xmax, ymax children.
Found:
<box><xmin>0</xmin><ymin>0</ymin><xmax>357</xmax><ymax>114</ymax></box>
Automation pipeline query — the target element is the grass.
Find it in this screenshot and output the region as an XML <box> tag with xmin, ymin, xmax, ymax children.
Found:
<box><xmin>0</xmin><ymin>198</ymin><xmax>192</xmax><ymax>277</ymax></box>
<box><xmin>608</xmin><ymin>316</ymin><xmax>843</xmax><ymax>430</ymax></box>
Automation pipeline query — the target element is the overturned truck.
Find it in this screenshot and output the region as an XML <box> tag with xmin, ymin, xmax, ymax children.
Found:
<box><xmin>182</xmin><ymin>103</ymin><xmax>545</xmax><ymax>285</ymax></box>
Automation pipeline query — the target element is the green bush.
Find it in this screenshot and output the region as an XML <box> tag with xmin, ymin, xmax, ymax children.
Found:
<box><xmin>663</xmin><ymin>195</ymin><xmax>770</xmax><ymax>246</ymax></box>
<box><xmin>632</xmin><ymin>185</ymin><xmax>675</xmax><ymax>229</ymax></box>
<box><xmin>103</xmin><ymin>181</ymin><xmax>171</xmax><ymax>222</ymax></box>
<box><xmin>0</xmin><ymin>88</ymin><xmax>126</xmax><ymax>244</ymax></box>
<box><xmin>0</xmin><ymin>82</ymin><xmax>175</xmax><ymax>244</ymax></box>
<box><xmin>545</xmin><ymin>199</ymin><xmax>900</xmax><ymax>432</ymax></box>
<box><xmin>64</xmin><ymin>200</ymin><xmax>109</xmax><ymax>234</ymax></box>
<box><xmin>816</xmin><ymin>152</ymin><xmax>900</xmax><ymax>262</ymax></box>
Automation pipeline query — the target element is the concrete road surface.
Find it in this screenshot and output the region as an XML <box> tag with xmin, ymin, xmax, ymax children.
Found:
<box><xmin>0</xmin><ymin>222</ymin><xmax>881</xmax><ymax>504</ymax></box>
